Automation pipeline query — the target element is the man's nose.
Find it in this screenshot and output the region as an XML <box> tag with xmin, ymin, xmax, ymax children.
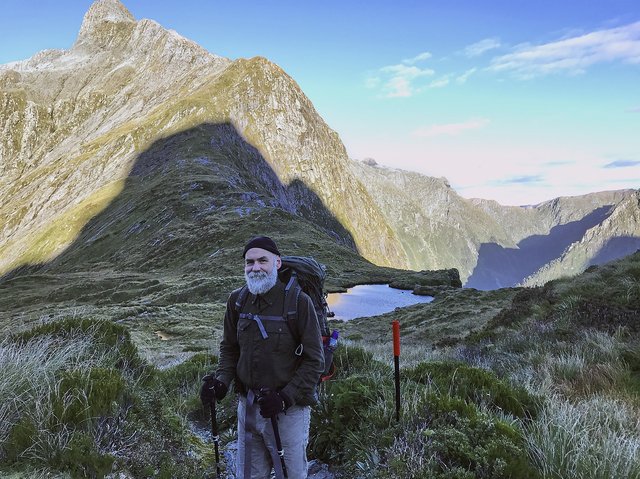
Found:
<box><xmin>251</xmin><ymin>263</ymin><xmax>262</xmax><ymax>271</ymax></box>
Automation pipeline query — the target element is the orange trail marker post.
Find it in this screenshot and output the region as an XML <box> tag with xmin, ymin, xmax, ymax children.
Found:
<box><xmin>392</xmin><ymin>320</ymin><xmax>401</xmax><ymax>421</ymax></box>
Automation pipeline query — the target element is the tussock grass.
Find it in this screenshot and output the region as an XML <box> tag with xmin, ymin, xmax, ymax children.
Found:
<box><xmin>526</xmin><ymin>395</ymin><xmax>640</xmax><ymax>479</ymax></box>
<box><xmin>0</xmin><ymin>316</ymin><xmax>221</xmax><ymax>478</ymax></box>
<box><xmin>0</xmin><ymin>333</ymin><xmax>98</xmax><ymax>447</ymax></box>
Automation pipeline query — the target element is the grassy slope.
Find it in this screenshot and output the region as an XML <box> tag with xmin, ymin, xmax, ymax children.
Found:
<box><xmin>313</xmin><ymin>252</ymin><xmax>640</xmax><ymax>478</ymax></box>
<box><xmin>1</xmin><ymin>246</ymin><xmax>638</xmax><ymax>477</ymax></box>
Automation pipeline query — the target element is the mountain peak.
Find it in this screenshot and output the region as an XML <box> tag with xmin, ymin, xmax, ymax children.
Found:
<box><xmin>77</xmin><ymin>0</ymin><xmax>135</xmax><ymax>43</ymax></box>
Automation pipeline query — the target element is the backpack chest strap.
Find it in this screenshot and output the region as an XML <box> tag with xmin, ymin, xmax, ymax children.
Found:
<box><xmin>238</xmin><ymin>312</ymin><xmax>286</xmax><ymax>339</ymax></box>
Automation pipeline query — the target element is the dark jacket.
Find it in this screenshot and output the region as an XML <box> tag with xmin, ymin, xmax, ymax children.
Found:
<box><xmin>216</xmin><ymin>279</ymin><xmax>325</xmax><ymax>406</ymax></box>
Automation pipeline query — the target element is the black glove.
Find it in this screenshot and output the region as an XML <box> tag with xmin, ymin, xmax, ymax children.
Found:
<box><xmin>257</xmin><ymin>388</ymin><xmax>291</xmax><ymax>418</ymax></box>
<box><xmin>200</xmin><ymin>374</ymin><xmax>228</xmax><ymax>404</ymax></box>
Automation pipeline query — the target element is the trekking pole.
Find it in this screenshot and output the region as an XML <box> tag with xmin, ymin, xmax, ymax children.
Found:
<box><xmin>392</xmin><ymin>320</ymin><xmax>401</xmax><ymax>421</ymax></box>
<box><xmin>270</xmin><ymin>416</ymin><xmax>289</xmax><ymax>478</ymax></box>
<box><xmin>209</xmin><ymin>399</ymin><xmax>221</xmax><ymax>478</ymax></box>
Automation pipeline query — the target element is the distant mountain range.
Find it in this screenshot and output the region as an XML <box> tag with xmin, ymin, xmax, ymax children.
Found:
<box><xmin>1</xmin><ymin>0</ymin><xmax>639</xmax><ymax>291</ymax></box>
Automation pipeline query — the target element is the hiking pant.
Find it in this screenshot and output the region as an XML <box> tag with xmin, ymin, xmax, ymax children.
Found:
<box><xmin>237</xmin><ymin>394</ymin><xmax>311</xmax><ymax>479</ymax></box>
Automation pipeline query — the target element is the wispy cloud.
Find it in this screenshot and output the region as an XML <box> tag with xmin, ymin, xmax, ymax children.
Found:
<box><xmin>464</xmin><ymin>38</ymin><xmax>501</xmax><ymax>57</ymax></box>
<box><xmin>603</xmin><ymin>159</ymin><xmax>640</xmax><ymax>168</ymax></box>
<box><xmin>368</xmin><ymin>53</ymin><xmax>435</xmax><ymax>97</ymax></box>
<box><xmin>497</xmin><ymin>175</ymin><xmax>545</xmax><ymax>185</ymax></box>
<box><xmin>428</xmin><ymin>76</ymin><xmax>450</xmax><ymax>88</ymax></box>
<box><xmin>402</xmin><ymin>51</ymin><xmax>432</xmax><ymax>64</ymax></box>
<box><xmin>456</xmin><ymin>68</ymin><xmax>477</xmax><ymax>84</ymax></box>
<box><xmin>544</xmin><ymin>160</ymin><xmax>574</xmax><ymax>166</ymax></box>
<box><xmin>490</xmin><ymin>21</ymin><xmax>640</xmax><ymax>78</ymax></box>
<box><xmin>628</xmin><ymin>106</ymin><xmax>640</xmax><ymax>112</ymax></box>
<box><xmin>412</xmin><ymin>118</ymin><xmax>490</xmax><ymax>137</ymax></box>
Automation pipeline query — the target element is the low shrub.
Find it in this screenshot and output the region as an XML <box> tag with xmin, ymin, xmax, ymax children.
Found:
<box><xmin>404</xmin><ymin>361</ymin><xmax>540</xmax><ymax>419</ymax></box>
<box><xmin>341</xmin><ymin>390</ymin><xmax>539</xmax><ymax>479</ymax></box>
<box><xmin>159</xmin><ymin>352</ymin><xmax>216</xmax><ymax>394</ymax></box>
<box><xmin>332</xmin><ymin>343</ymin><xmax>379</xmax><ymax>377</ymax></box>
<box><xmin>486</xmin><ymin>287</ymin><xmax>548</xmax><ymax>329</ymax></box>
<box><xmin>52</xmin><ymin>432</ymin><xmax>115</xmax><ymax>479</ymax></box>
<box><xmin>310</xmin><ymin>374</ymin><xmax>385</xmax><ymax>462</ymax></box>
<box><xmin>51</xmin><ymin>368</ymin><xmax>126</xmax><ymax>426</ymax></box>
<box><xmin>3</xmin><ymin>417</ymin><xmax>37</xmax><ymax>463</ymax></box>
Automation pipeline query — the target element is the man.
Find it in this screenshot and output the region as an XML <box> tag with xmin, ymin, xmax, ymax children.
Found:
<box><xmin>201</xmin><ymin>236</ymin><xmax>325</xmax><ymax>478</ymax></box>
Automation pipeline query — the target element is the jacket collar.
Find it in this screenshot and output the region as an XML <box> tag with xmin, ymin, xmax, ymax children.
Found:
<box><xmin>249</xmin><ymin>279</ymin><xmax>284</xmax><ymax>308</ymax></box>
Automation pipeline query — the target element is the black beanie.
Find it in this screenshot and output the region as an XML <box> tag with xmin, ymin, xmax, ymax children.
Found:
<box><xmin>242</xmin><ymin>236</ymin><xmax>281</xmax><ymax>257</ymax></box>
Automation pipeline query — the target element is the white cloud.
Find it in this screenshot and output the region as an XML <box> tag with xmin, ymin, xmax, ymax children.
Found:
<box><xmin>490</xmin><ymin>21</ymin><xmax>640</xmax><ymax>78</ymax></box>
<box><xmin>428</xmin><ymin>76</ymin><xmax>450</xmax><ymax>88</ymax></box>
<box><xmin>456</xmin><ymin>68</ymin><xmax>477</xmax><ymax>84</ymax></box>
<box><xmin>371</xmin><ymin>63</ymin><xmax>435</xmax><ymax>97</ymax></box>
<box><xmin>380</xmin><ymin>64</ymin><xmax>434</xmax><ymax>77</ymax></box>
<box><xmin>345</xmin><ymin>137</ymin><xmax>638</xmax><ymax>206</ymax></box>
<box><xmin>464</xmin><ymin>38</ymin><xmax>501</xmax><ymax>57</ymax></box>
<box><xmin>364</xmin><ymin>76</ymin><xmax>380</xmax><ymax>89</ymax></box>
<box><xmin>603</xmin><ymin>159</ymin><xmax>640</xmax><ymax>168</ymax></box>
<box><xmin>402</xmin><ymin>51</ymin><xmax>432</xmax><ymax>64</ymax></box>
<box><xmin>412</xmin><ymin>118</ymin><xmax>490</xmax><ymax>137</ymax></box>
<box><xmin>386</xmin><ymin>76</ymin><xmax>412</xmax><ymax>98</ymax></box>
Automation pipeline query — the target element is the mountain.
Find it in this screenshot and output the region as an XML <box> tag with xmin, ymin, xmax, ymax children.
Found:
<box><xmin>521</xmin><ymin>190</ymin><xmax>640</xmax><ymax>286</ymax></box>
<box><xmin>0</xmin><ymin>0</ymin><xmax>405</xmax><ymax>283</ymax></box>
<box><xmin>1</xmin><ymin>0</ymin><xmax>638</xmax><ymax>300</ymax></box>
<box><xmin>350</xmin><ymin>160</ymin><xmax>639</xmax><ymax>288</ymax></box>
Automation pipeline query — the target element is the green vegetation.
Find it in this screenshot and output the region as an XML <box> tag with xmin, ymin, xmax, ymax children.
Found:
<box><xmin>2</xmin><ymin>250</ymin><xmax>639</xmax><ymax>477</ymax></box>
<box><xmin>310</xmin><ymin>345</ymin><xmax>540</xmax><ymax>478</ymax></box>
<box><xmin>0</xmin><ymin>317</ymin><xmax>221</xmax><ymax>478</ymax></box>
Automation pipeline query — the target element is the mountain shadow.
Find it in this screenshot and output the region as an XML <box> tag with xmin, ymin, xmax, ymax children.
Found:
<box><xmin>0</xmin><ymin>122</ymin><xmax>358</xmax><ymax>311</ymax></box>
<box><xmin>466</xmin><ymin>206</ymin><xmax>614</xmax><ymax>290</ymax></box>
<box><xmin>589</xmin><ymin>237</ymin><xmax>640</xmax><ymax>266</ymax></box>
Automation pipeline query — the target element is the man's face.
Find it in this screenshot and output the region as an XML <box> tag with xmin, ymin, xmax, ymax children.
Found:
<box><xmin>244</xmin><ymin>247</ymin><xmax>281</xmax><ymax>295</ymax></box>
<box><xmin>244</xmin><ymin>247</ymin><xmax>281</xmax><ymax>275</ymax></box>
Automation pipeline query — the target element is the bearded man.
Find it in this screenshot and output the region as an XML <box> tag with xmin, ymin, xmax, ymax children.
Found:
<box><xmin>200</xmin><ymin>236</ymin><xmax>324</xmax><ymax>479</ymax></box>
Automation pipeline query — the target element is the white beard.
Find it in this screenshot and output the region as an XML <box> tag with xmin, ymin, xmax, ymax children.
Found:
<box><xmin>245</xmin><ymin>266</ymin><xmax>278</xmax><ymax>295</ymax></box>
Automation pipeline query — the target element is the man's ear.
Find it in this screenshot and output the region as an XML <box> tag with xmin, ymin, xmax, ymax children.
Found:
<box><xmin>275</xmin><ymin>256</ymin><xmax>282</xmax><ymax>270</ymax></box>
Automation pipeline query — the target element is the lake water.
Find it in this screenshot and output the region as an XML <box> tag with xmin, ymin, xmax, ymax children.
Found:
<box><xmin>326</xmin><ymin>284</ymin><xmax>434</xmax><ymax>321</ymax></box>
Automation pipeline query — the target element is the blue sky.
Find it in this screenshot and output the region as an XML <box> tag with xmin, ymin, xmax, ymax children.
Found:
<box><xmin>1</xmin><ymin>0</ymin><xmax>639</xmax><ymax>205</ymax></box>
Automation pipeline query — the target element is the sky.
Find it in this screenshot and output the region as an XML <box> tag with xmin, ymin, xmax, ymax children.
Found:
<box><xmin>1</xmin><ymin>0</ymin><xmax>639</xmax><ymax>206</ymax></box>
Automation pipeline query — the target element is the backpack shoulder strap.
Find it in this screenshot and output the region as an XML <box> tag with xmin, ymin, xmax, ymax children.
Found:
<box><xmin>234</xmin><ymin>285</ymin><xmax>250</xmax><ymax>314</ymax></box>
<box><xmin>282</xmin><ymin>274</ymin><xmax>302</xmax><ymax>344</ymax></box>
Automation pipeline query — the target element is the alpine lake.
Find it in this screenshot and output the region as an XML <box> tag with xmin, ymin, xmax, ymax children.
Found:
<box><xmin>326</xmin><ymin>284</ymin><xmax>434</xmax><ymax>321</ymax></box>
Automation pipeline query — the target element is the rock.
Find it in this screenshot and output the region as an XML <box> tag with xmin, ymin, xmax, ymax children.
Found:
<box><xmin>222</xmin><ymin>441</ymin><xmax>334</xmax><ymax>478</ymax></box>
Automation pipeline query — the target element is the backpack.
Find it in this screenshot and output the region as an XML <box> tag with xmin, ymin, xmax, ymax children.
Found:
<box><xmin>235</xmin><ymin>255</ymin><xmax>337</xmax><ymax>382</ymax></box>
